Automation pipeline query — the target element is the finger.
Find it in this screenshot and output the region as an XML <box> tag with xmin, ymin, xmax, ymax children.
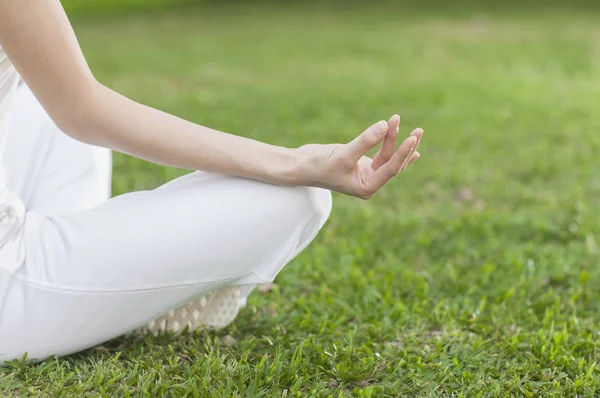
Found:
<box><xmin>410</xmin><ymin>127</ymin><xmax>424</xmax><ymax>147</ymax></box>
<box><xmin>369</xmin><ymin>135</ymin><xmax>417</xmax><ymax>192</ymax></box>
<box><xmin>404</xmin><ymin>151</ymin><xmax>421</xmax><ymax>169</ymax></box>
<box><xmin>342</xmin><ymin>120</ymin><xmax>388</xmax><ymax>166</ymax></box>
<box><xmin>372</xmin><ymin>115</ymin><xmax>399</xmax><ymax>170</ymax></box>
<box><xmin>400</xmin><ymin>128</ymin><xmax>424</xmax><ymax>170</ymax></box>
<box><xmin>400</xmin><ymin>141</ymin><xmax>418</xmax><ymax>173</ymax></box>
<box><xmin>372</xmin><ymin>114</ymin><xmax>400</xmax><ymax>170</ymax></box>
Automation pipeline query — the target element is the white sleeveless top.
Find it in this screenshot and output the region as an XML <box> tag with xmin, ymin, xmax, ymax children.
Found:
<box><xmin>0</xmin><ymin>45</ymin><xmax>24</xmax><ymax>246</ymax></box>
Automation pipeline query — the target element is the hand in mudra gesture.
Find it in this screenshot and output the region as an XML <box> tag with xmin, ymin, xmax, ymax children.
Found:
<box><xmin>298</xmin><ymin>115</ymin><xmax>423</xmax><ymax>199</ymax></box>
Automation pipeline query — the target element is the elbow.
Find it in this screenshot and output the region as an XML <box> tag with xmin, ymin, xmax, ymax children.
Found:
<box><xmin>50</xmin><ymin>81</ymin><xmax>106</xmax><ymax>147</ymax></box>
<box><xmin>56</xmin><ymin>118</ymin><xmax>103</xmax><ymax>147</ymax></box>
<box><xmin>53</xmin><ymin>114</ymin><xmax>92</xmax><ymax>144</ymax></box>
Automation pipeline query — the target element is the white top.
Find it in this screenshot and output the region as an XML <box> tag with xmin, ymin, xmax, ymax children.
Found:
<box><xmin>0</xmin><ymin>46</ymin><xmax>24</xmax><ymax>245</ymax></box>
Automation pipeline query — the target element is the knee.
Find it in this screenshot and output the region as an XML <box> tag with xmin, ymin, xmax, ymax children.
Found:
<box><xmin>299</xmin><ymin>186</ymin><xmax>332</xmax><ymax>229</ymax></box>
<box><xmin>310</xmin><ymin>187</ymin><xmax>333</xmax><ymax>227</ymax></box>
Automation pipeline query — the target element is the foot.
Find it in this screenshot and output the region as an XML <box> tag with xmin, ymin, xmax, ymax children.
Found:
<box><xmin>139</xmin><ymin>286</ymin><xmax>243</xmax><ymax>335</ymax></box>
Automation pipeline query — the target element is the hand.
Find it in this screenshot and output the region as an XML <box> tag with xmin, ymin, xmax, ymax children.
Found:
<box><xmin>296</xmin><ymin>115</ymin><xmax>423</xmax><ymax>199</ymax></box>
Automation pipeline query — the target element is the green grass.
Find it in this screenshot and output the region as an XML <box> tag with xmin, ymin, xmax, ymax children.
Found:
<box><xmin>4</xmin><ymin>2</ymin><xmax>600</xmax><ymax>396</ymax></box>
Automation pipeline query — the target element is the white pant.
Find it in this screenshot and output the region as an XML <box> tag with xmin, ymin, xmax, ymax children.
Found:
<box><xmin>0</xmin><ymin>85</ymin><xmax>331</xmax><ymax>365</ymax></box>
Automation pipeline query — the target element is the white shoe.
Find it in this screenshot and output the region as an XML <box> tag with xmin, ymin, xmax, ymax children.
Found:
<box><xmin>140</xmin><ymin>286</ymin><xmax>243</xmax><ymax>335</ymax></box>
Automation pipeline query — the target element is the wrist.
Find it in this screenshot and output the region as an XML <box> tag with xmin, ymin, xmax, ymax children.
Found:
<box><xmin>286</xmin><ymin>145</ymin><xmax>326</xmax><ymax>187</ymax></box>
<box><xmin>276</xmin><ymin>146</ymin><xmax>311</xmax><ymax>186</ymax></box>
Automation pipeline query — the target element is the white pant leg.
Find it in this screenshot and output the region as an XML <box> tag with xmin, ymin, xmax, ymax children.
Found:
<box><xmin>3</xmin><ymin>83</ymin><xmax>112</xmax><ymax>215</ymax></box>
<box><xmin>0</xmin><ymin>173</ymin><xmax>331</xmax><ymax>364</ymax></box>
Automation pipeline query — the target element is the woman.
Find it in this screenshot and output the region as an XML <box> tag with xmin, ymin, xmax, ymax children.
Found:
<box><xmin>0</xmin><ymin>1</ymin><xmax>423</xmax><ymax>365</ymax></box>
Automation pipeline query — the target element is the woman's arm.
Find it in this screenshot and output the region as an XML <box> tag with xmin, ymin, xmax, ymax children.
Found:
<box><xmin>0</xmin><ymin>0</ymin><xmax>422</xmax><ymax>198</ymax></box>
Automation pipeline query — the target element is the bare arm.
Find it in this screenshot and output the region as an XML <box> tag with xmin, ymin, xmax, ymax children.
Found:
<box><xmin>0</xmin><ymin>0</ymin><xmax>423</xmax><ymax>197</ymax></box>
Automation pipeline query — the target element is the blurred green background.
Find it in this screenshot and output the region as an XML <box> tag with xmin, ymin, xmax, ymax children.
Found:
<box><xmin>5</xmin><ymin>1</ymin><xmax>600</xmax><ymax>396</ymax></box>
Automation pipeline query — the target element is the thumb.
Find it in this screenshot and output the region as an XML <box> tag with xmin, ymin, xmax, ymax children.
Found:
<box><xmin>342</xmin><ymin>120</ymin><xmax>388</xmax><ymax>165</ymax></box>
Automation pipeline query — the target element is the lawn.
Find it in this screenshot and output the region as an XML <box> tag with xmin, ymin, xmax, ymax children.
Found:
<box><xmin>3</xmin><ymin>1</ymin><xmax>600</xmax><ymax>396</ymax></box>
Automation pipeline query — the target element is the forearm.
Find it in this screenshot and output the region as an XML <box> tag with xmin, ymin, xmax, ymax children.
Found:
<box><xmin>73</xmin><ymin>83</ymin><xmax>309</xmax><ymax>186</ymax></box>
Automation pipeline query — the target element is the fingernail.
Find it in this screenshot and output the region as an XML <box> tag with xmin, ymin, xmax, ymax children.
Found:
<box><xmin>377</xmin><ymin>120</ymin><xmax>388</xmax><ymax>135</ymax></box>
